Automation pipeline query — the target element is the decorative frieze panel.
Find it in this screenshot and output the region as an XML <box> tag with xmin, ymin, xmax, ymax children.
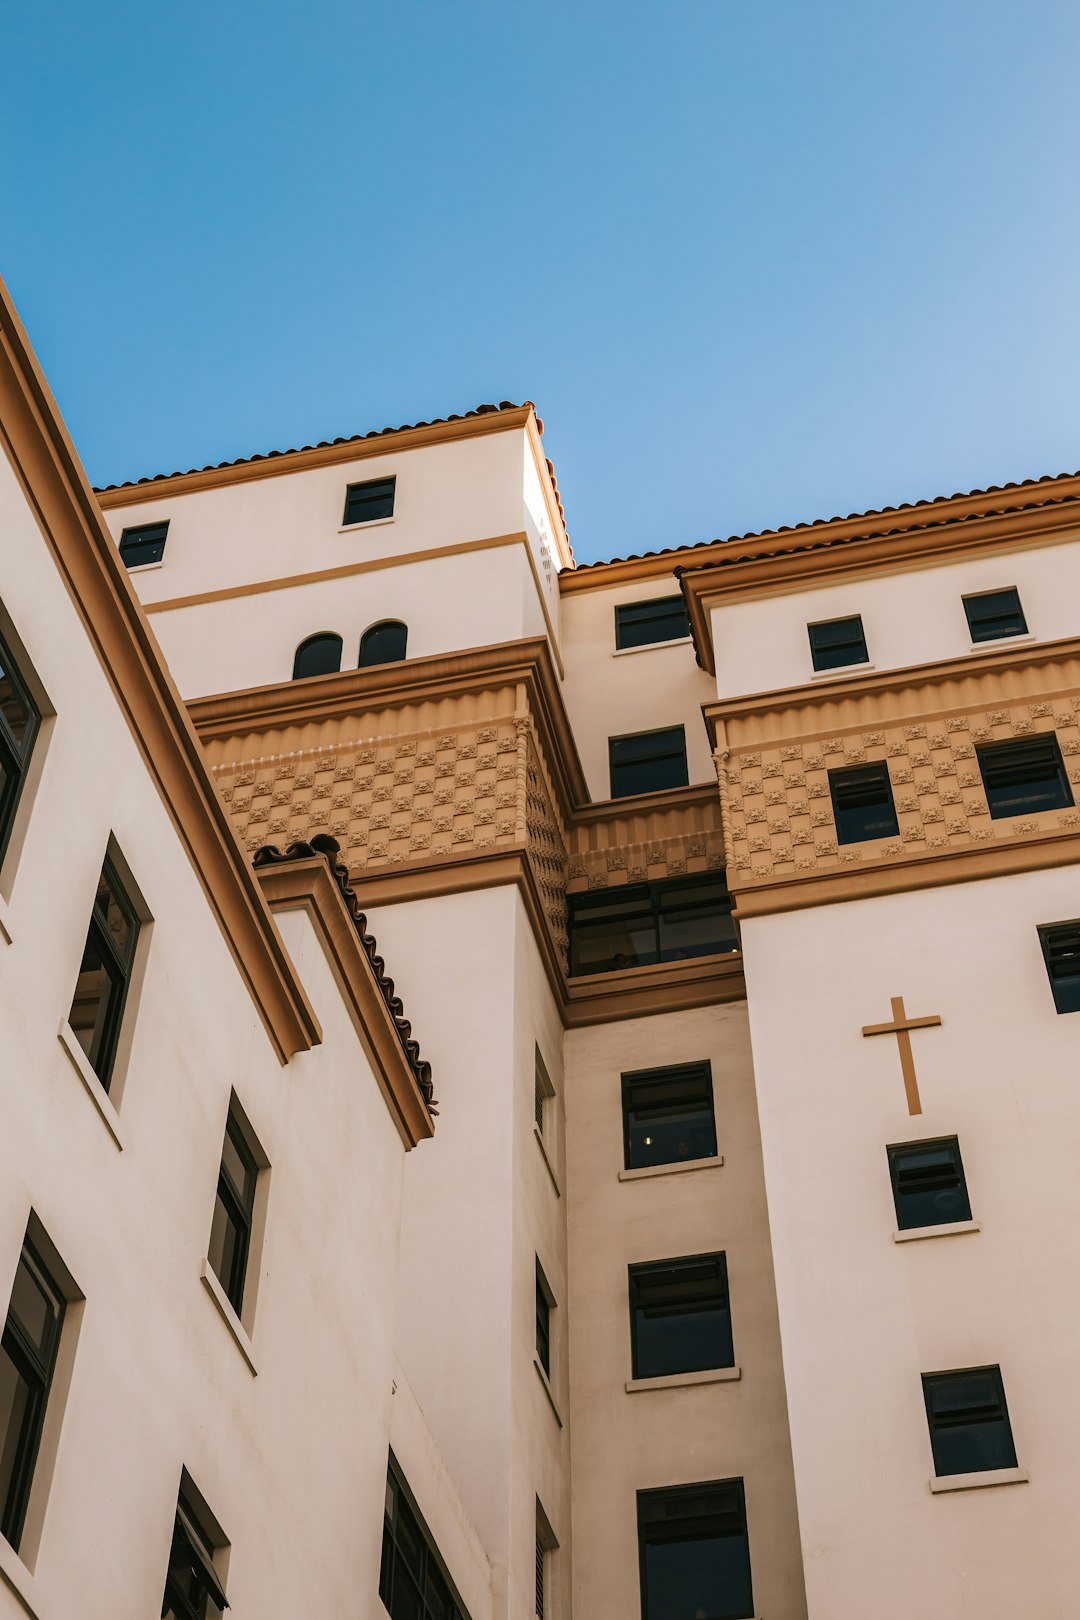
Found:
<box><xmin>566</xmin><ymin>790</ymin><xmax>725</xmax><ymax>894</ymax></box>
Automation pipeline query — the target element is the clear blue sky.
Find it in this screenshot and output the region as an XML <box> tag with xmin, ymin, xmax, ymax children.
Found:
<box><xmin>3</xmin><ymin>1</ymin><xmax>1079</xmax><ymax>564</ymax></box>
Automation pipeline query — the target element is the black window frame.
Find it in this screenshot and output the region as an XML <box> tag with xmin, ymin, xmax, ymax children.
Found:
<box><xmin>118</xmin><ymin>521</ymin><xmax>169</xmax><ymax>569</ymax></box>
<box><xmin>614</xmin><ymin>596</ymin><xmax>691</xmax><ymax>650</ymax></box>
<box><xmin>976</xmin><ymin>734</ymin><xmax>1073</xmax><ymax>820</ymax></box>
<box><xmin>962</xmin><ymin>587</ymin><xmax>1028</xmax><ymax>644</ymax></box>
<box><xmin>609</xmin><ymin>726</ymin><xmax>689</xmax><ymax>799</ymax></box>
<box><xmin>637</xmin><ymin>1478</ymin><xmax>754</xmax><ymax>1620</ymax></box>
<box><xmin>808</xmin><ymin>614</ymin><xmax>868</xmax><ymax>672</ymax></box>
<box><xmin>621</xmin><ymin>1060</ymin><xmax>717</xmax><ymax>1171</ymax></box>
<box><xmin>1038</xmin><ymin>920</ymin><xmax>1080</xmax><ymax>1014</ymax></box>
<box><xmin>535</xmin><ymin>1521</ymin><xmax>546</xmax><ymax>1619</ymax></box>
<box><xmin>0</xmin><ymin>626</ymin><xmax>40</xmax><ymax>869</ymax></box>
<box><xmin>535</xmin><ymin>1259</ymin><xmax>553</xmax><ymax>1378</ymax></box>
<box><xmin>343</xmin><ymin>476</ymin><xmax>396</xmax><ymax>526</ymax></box>
<box><xmin>887</xmin><ymin>1137</ymin><xmax>971</xmax><ymax>1232</ymax></box>
<box><xmin>629</xmin><ymin>1252</ymin><xmax>734</xmax><ymax>1381</ymax></box>
<box><xmin>292</xmin><ymin>632</ymin><xmax>343</xmax><ymax>681</ymax></box>
<box><xmin>68</xmin><ymin>855</ymin><xmax>141</xmax><ymax>1093</ymax></box>
<box><xmin>0</xmin><ymin>1240</ymin><xmax>65</xmax><ymax>1551</ymax></box>
<box><xmin>380</xmin><ymin>1454</ymin><xmax>470</xmax><ymax>1620</ymax></box>
<box><xmin>828</xmin><ymin>761</ymin><xmax>900</xmax><ymax>845</ymax></box>
<box><xmin>359</xmin><ymin>621</ymin><xmax>408</xmax><ymax>668</ymax></box>
<box><xmin>207</xmin><ymin>1107</ymin><xmax>259</xmax><ymax>1318</ymax></box>
<box><xmin>161</xmin><ymin>1487</ymin><xmax>228</xmax><ymax>1620</ymax></box>
<box><xmin>567</xmin><ymin>874</ymin><xmax>737</xmax><ymax>978</ymax></box>
<box><xmin>922</xmin><ymin>1365</ymin><xmax>1018</xmax><ymax>1478</ymax></box>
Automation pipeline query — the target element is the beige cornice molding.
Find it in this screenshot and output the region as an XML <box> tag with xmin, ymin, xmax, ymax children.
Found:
<box><xmin>0</xmin><ymin>273</ymin><xmax>320</xmax><ymax>1065</ymax></box>
<box><xmin>257</xmin><ymin>858</ymin><xmax>434</xmax><ymax>1148</ymax></box>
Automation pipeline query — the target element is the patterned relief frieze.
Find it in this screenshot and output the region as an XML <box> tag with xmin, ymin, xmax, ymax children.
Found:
<box><xmin>524</xmin><ymin>735</ymin><xmax>569</xmax><ymax>961</ymax></box>
<box><xmin>565</xmin><ymin>794</ymin><xmax>725</xmax><ymax>894</ymax></box>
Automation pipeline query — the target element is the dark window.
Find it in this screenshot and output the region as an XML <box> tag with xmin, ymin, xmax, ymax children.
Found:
<box><xmin>963</xmin><ymin>588</ymin><xmax>1027</xmax><ymax>643</ymax></box>
<box><xmin>535</xmin><ymin>1068</ymin><xmax>546</xmax><ymax>1135</ymax></box>
<box><xmin>535</xmin><ymin>1261</ymin><xmax>552</xmax><ymax>1378</ymax></box>
<box><xmin>292</xmin><ymin>633</ymin><xmax>342</xmax><ymax>680</ymax></box>
<box><xmin>119</xmin><ymin>521</ymin><xmax>169</xmax><ymax>568</ymax></box>
<box><xmin>161</xmin><ymin>1488</ymin><xmax>228</xmax><ymax>1620</ymax></box>
<box><xmin>0</xmin><ymin>1240</ymin><xmax>65</xmax><ymax>1550</ymax></box>
<box><xmin>359</xmin><ymin>621</ymin><xmax>408</xmax><ymax>667</ymax></box>
<box><xmin>380</xmin><ymin>1457</ymin><xmax>470</xmax><ymax>1620</ymax></box>
<box><xmin>887</xmin><ymin>1138</ymin><xmax>971</xmax><ymax>1231</ymax></box>
<box><xmin>609</xmin><ymin>727</ymin><xmax>688</xmax><ymax>799</ymax></box>
<box><xmin>1038</xmin><ymin>921</ymin><xmax>1080</xmax><ymax>1014</ymax></box>
<box><xmin>0</xmin><ymin>628</ymin><xmax>40</xmax><ymax>868</ymax></box>
<box><xmin>808</xmin><ymin>615</ymin><xmax>868</xmax><ymax>672</ymax></box>
<box><xmin>615</xmin><ymin>597</ymin><xmax>690</xmax><ymax>650</ymax></box>
<box><xmin>622</xmin><ymin>1061</ymin><xmax>717</xmax><ymax>1170</ymax></box>
<box><xmin>630</xmin><ymin>1253</ymin><xmax>733</xmax><ymax>1380</ymax></box>
<box><xmin>829</xmin><ymin>761</ymin><xmax>899</xmax><ymax>844</ymax></box>
<box><xmin>638</xmin><ymin>1480</ymin><xmax>753</xmax><ymax>1620</ymax></box>
<box><xmin>976</xmin><ymin>734</ymin><xmax>1073</xmax><ymax>819</ymax></box>
<box><xmin>922</xmin><ymin>1366</ymin><xmax>1017</xmax><ymax>1478</ymax></box>
<box><xmin>208</xmin><ymin>1107</ymin><xmax>259</xmax><ymax>1318</ymax></box>
<box><xmin>343</xmin><ymin>476</ymin><xmax>396</xmax><ymax>526</ymax></box>
<box><xmin>67</xmin><ymin>856</ymin><xmax>140</xmax><ymax>1092</ymax></box>
<box><xmin>567</xmin><ymin>874</ymin><xmax>737</xmax><ymax>977</ymax></box>
<box><xmin>535</xmin><ymin>1522</ymin><xmax>546</xmax><ymax>1618</ymax></box>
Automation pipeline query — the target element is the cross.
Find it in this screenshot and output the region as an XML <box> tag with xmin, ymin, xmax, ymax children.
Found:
<box><xmin>861</xmin><ymin>995</ymin><xmax>942</xmax><ymax>1115</ymax></box>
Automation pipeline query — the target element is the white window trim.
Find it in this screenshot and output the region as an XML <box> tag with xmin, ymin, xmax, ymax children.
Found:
<box><xmin>57</xmin><ymin>1020</ymin><xmax>123</xmax><ymax>1150</ymax></box>
<box><xmin>930</xmin><ymin>1465</ymin><xmax>1028</xmax><ymax>1493</ymax></box>
<box><xmin>810</xmin><ymin>661</ymin><xmax>875</xmax><ymax>681</ymax></box>
<box><xmin>200</xmin><ymin>1258</ymin><xmax>258</xmax><ymax>1376</ymax></box>
<box><xmin>338</xmin><ymin>515</ymin><xmax>395</xmax><ymax>535</ymax></box>
<box><xmin>618</xmin><ymin>1154</ymin><xmax>723</xmax><ymax>1183</ymax></box>
<box><xmin>612</xmin><ymin>635</ymin><xmax>694</xmax><ymax>659</ymax></box>
<box><xmin>626</xmin><ymin>1365</ymin><xmax>741</xmax><ymax>1393</ymax></box>
<box><xmin>533</xmin><ymin>1356</ymin><xmax>563</xmax><ymax>1428</ymax></box>
<box><xmin>534</xmin><ymin>1125</ymin><xmax>561</xmax><ymax>1197</ymax></box>
<box><xmin>124</xmin><ymin>559</ymin><xmax>165</xmax><ymax>574</ymax></box>
<box><xmin>966</xmin><ymin>631</ymin><xmax>1036</xmax><ymax>653</ymax></box>
<box><xmin>0</xmin><ymin>1532</ymin><xmax>46</xmax><ymax>1619</ymax></box>
<box><xmin>893</xmin><ymin>1219</ymin><xmax>980</xmax><ymax>1243</ymax></box>
<box><xmin>0</xmin><ymin>889</ymin><xmax>12</xmax><ymax>944</ymax></box>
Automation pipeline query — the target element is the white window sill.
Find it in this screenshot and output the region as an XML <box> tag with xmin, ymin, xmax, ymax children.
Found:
<box><xmin>200</xmin><ymin>1259</ymin><xmax>257</xmax><ymax>1375</ymax></box>
<box><xmin>894</xmin><ymin>1219</ymin><xmax>981</xmax><ymax>1243</ymax></box>
<box><xmin>338</xmin><ymin>516</ymin><xmax>395</xmax><ymax>535</ymax></box>
<box><xmin>930</xmin><ymin>1465</ymin><xmax>1028</xmax><ymax>1494</ymax></box>
<box><xmin>533</xmin><ymin>1356</ymin><xmax>563</xmax><ymax>1428</ymax></box>
<box><xmin>626</xmin><ymin>1365</ymin><xmax>741</xmax><ymax>1393</ymax></box>
<box><xmin>533</xmin><ymin>1125</ymin><xmax>561</xmax><ymax>1197</ymax></box>
<box><xmin>0</xmin><ymin>889</ymin><xmax>12</xmax><ymax>944</ymax></box>
<box><xmin>612</xmin><ymin>636</ymin><xmax>694</xmax><ymax>658</ymax></box>
<box><xmin>810</xmin><ymin>661</ymin><xmax>875</xmax><ymax>681</ymax></box>
<box><xmin>124</xmin><ymin>559</ymin><xmax>165</xmax><ymax>574</ymax></box>
<box><xmin>0</xmin><ymin>1534</ymin><xmax>45</xmax><ymax>1619</ymax></box>
<box><xmin>967</xmin><ymin>632</ymin><xmax>1035</xmax><ymax>653</ymax></box>
<box><xmin>618</xmin><ymin>1154</ymin><xmax>723</xmax><ymax>1183</ymax></box>
<box><xmin>57</xmin><ymin>1021</ymin><xmax>123</xmax><ymax>1150</ymax></box>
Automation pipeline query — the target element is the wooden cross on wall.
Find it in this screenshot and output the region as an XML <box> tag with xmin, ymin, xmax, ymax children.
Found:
<box><xmin>861</xmin><ymin>996</ymin><xmax>942</xmax><ymax>1115</ymax></box>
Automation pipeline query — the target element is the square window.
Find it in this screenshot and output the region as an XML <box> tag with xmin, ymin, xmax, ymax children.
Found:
<box><xmin>629</xmin><ymin>1253</ymin><xmax>733</xmax><ymax>1380</ymax></box>
<box><xmin>615</xmin><ymin>597</ymin><xmax>690</xmax><ymax>650</ymax></box>
<box><xmin>622</xmin><ymin>1062</ymin><xmax>717</xmax><ymax>1170</ymax></box>
<box><xmin>535</xmin><ymin>1259</ymin><xmax>553</xmax><ymax>1378</ymax></box>
<box><xmin>828</xmin><ymin>761</ymin><xmax>899</xmax><ymax>844</ymax></box>
<box><xmin>922</xmin><ymin>1366</ymin><xmax>1017</xmax><ymax>1477</ymax></box>
<box><xmin>162</xmin><ymin>1480</ymin><xmax>228</xmax><ymax>1620</ymax></box>
<box><xmin>808</xmin><ymin>615</ymin><xmax>868</xmax><ymax>672</ymax></box>
<box><xmin>118</xmin><ymin>522</ymin><xmax>169</xmax><ymax>568</ymax></box>
<box><xmin>976</xmin><ymin>734</ymin><xmax>1073</xmax><ymax>819</ymax></box>
<box><xmin>0</xmin><ymin>627</ymin><xmax>41</xmax><ymax>868</ymax></box>
<box><xmin>638</xmin><ymin>1479</ymin><xmax>753</xmax><ymax>1620</ymax></box>
<box><xmin>1038</xmin><ymin>920</ymin><xmax>1080</xmax><ymax>1014</ymax></box>
<box><xmin>963</xmin><ymin>588</ymin><xmax>1027</xmax><ymax>643</ymax></box>
<box><xmin>67</xmin><ymin>856</ymin><xmax>141</xmax><ymax>1092</ymax></box>
<box><xmin>887</xmin><ymin>1138</ymin><xmax>971</xmax><ymax>1231</ymax></box>
<box><xmin>0</xmin><ymin>1240</ymin><xmax>65</xmax><ymax>1550</ymax></box>
<box><xmin>208</xmin><ymin>1103</ymin><xmax>261</xmax><ymax>1318</ymax></box>
<box><xmin>609</xmin><ymin>727</ymin><xmax>688</xmax><ymax>799</ymax></box>
<box><xmin>343</xmin><ymin>476</ymin><xmax>396</xmax><ymax>525</ymax></box>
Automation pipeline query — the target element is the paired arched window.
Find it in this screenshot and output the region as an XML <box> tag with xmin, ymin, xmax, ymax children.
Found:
<box><xmin>292</xmin><ymin>633</ymin><xmax>343</xmax><ymax>681</ymax></box>
<box><xmin>359</xmin><ymin>621</ymin><xmax>408</xmax><ymax>668</ymax></box>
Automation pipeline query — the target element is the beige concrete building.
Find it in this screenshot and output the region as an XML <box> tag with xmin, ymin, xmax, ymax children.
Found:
<box><xmin>1</xmin><ymin>269</ymin><xmax>1078</xmax><ymax>1620</ymax></box>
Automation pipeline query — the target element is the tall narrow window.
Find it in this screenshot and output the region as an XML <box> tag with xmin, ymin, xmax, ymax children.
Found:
<box><xmin>609</xmin><ymin>727</ymin><xmax>688</xmax><ymax>798</ymax></box>
<box><xmin>535</xmin><ymin>1525</ymin><xmax>546</xmax><ymax>1619</ymax></box>
<box><xmin>615</xmin><ymin>597</ymin><xmax>690</xmax><ymax>649</ymax></box>
<box><xmin>208</xmin><ymin>1105</ymin><xmax>259</xmax><ymax>1319</ymax></box>
<box><xmin>343</xmin><ymin>476</ymin><xmax>396</xmax><ymax>525</ymax></box>
<box><xmin>829</xmin><ymin>761</ymin><xmax>899</xmax><ymax>844</ymax></box>
<box><xmin>67</xmin><ymin>856</ymin><xmax>140</xmax><ymax>1092</ymax></box>
<box><xmin>0</xmin><ymin>1240</ymin><xmax>65</xmax><ymax>1549</ymax></box>
<box><xmin>161</xmin><ymin>1484</ymin><xmax>229</xmax><ymax>1620</ymax></box>
<box><xmin>808</xmin><ymin>614</ymin><xmax>868</xmax><ymax>671</ymax></box>
<box><xmin>963</xmin><ymin>588</ymin><xmax>1027</xmax><ymax>643</ymax></box>
<box><xmin>976</xmin><ymin>735</ymin><xmax>1073</xmax><ymax>819</ymax></box>
<box><xmin>380</xmin><ymin>1456</ymin><xmax>471</xmax><ymax>1619</ymax></box>
<box><xmin>622</xmin><ymin>1061</ymin><xmax>717</xmax><ymax>1170</ymax></box>
<box><xmin>887</xmin><ymin>1138</ymin><xmax>971</xmax><ymax>1231</ymax></box>
<box><xmin>535</xmin><ymin>1260</ymin><xmax>553</xmax><ymax>1378</ymax></box>
<box><xmin>629</xmin><ymin>1253</ymin><xmax>734</xmax><ymax>1379</ymax></box>
<box><xmin>922</xmin><ymin>1366</ymin><xmax>1017</xmax><ymax>1477</ymax></box>
<box><xmin>638</xmin><ymin>1480</ymin><xmax>753</xmax><ymax>1620</ymax></box>
<box><xmin>0</xmin><ymin>627</ymin><xmax>40</xmax><ymax>867</ymax></box>
<box><xmin>118</xmin><ymin>521</ymin><xmax>169</xmax><ymax>568</ymax></box>
<box><xmin>292</xmin><ymin>633</ymin><xmax>342</xmax><ymax>681</ymax></box>
<box><xmin>1038</xmin><ymin>921</ymin><xmax>1080</xmax><ymax>1013</ymax></box>
<box><xmin>359</xmin><ymin>621</ymin><xmax>408</xmax><ymax>667</ymax></box>
<box><xmin>534</xmin><ymin>1499</ymin><xmax>557</xmax><ymax>1620</ymax></box>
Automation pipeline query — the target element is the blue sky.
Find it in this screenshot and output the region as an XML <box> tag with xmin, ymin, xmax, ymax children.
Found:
<box><xmin>3</xmin><ymin>0</ymin><xmax>1079</xmax><ymax>564</ymax></box>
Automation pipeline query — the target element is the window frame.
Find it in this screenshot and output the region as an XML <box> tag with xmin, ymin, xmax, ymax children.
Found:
<box><xmin>208</xmin><ymin>1106</ymin><xmax>260</xmax><ymax>1319</ymax></box>
<box><xmin>0</xmin><ymin>1240</ymin><xmax>65</xmax><ymax>1551</ymax></box>
<box><xmin>118</xmin><ymin>520</ymin><xmax>170</xmax><ymax>568</ymax></box>
<box><xmin>161</xmin><ymin>1483</ymin><xmax>228</xmax><ymax>1620</ymax></box>
<box><xmin>292</xmin><ymin>632</ymin><xmax>343</xmax><ymax>681</ymax></box>
<box><xmin>621</xmin><ymin>1060</ymin><xmax>717</xmax><ymax>1171</ymax></box>
<box><xmin>962</xmin><ymin>587</ymin><xmax>1028</xmax><ymax>644</ymax></box>
<box><xmin>637</xmin><ymin>1478</ymin><xmax>753</xmax><ymax>1620</ymax></box>
<box><xmin>1038</xmin><ymin>920</ymin><xmax>1080</xmax><ymax>1014</ymax></box>
<box><xmin>976</xmin><ymin>733</ymin><xmax>1073</xmax><ymax>820</ymax></box>
<box><xmin>608</xmin><ymin>726</ymin><xmax>689</xmax><ymax>800</ymax></box>
<box><xmin>380</xmin><ymin>1453</ymin><xmax>471</xmax><ymax>1620</ymax></box>
<box><xmin>0</xmin><ymin>626</ymin><xmax>41</xmax><ymax>871</ymax></box>
<box><xmin>614</xmin><ymin>597</ymin><xmax>691</xmax><ymax>651</ymax></box>
<box><xmin>67</xmin><ymin>854</ymin><xmax>141</xmax><ymax>1093</ymax></box>
<box><xmin>629</xmin><ymin>1252</ymin><xmax>734</xmax><ymax>1380</ymax></box>
<box><xmin>535</xmin><ymin>1258</ymin><xmax>554</xmax><ymax>1379</ymax></box>
<box><xmin>922</xmin><ymin>1365</ymin><xmax>1018</xmax><ymax>1478</ymax></box>
<box><xmin>342</xmin><ymin>475</ymin><xmax>396</xmax><ymax>527</ymax></box>
<box><xmin>567</xmin><ymin>874</ymin><xmax>737</xmax><ymax>978</ymax></box>
<box><xmin>807</xmin><ymin>614</ymin><xmax>869</xmax><ymax>672</ymax></box>
<box><xmin>359</xmin><ymin>621</ymin><xmax>408</xmax><ymax>668</ymax></box>
<box><xmin>887</xmin><ymin>1137</ymin><xmax>971</xmax><ymax>1231</ymax></box>
<box><xmin>828</xmin><ymin>760</ymin><xmax>900</xmax><ymax>845</ymax></box>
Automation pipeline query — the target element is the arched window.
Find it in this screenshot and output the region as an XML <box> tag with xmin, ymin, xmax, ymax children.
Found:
<box><xmin>292</xmin><ymin>633</ymin><xmax>343</xmax><ymax>680</ymax></box>
<box><xmin>359</xmin><ymin>621</ymin><xmax>408</xmax><ymax>668</ymax></box>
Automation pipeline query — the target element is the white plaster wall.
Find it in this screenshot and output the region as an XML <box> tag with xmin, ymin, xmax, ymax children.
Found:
<box><xmin>741</xmin><ymin>864</ymin><xmax>1080</xmax><ymax>1619</ymax></box>
<box><xmin>708</xmin><ymin>532</ymin><xmax>1080</xmax><ymax>699</ymax></box>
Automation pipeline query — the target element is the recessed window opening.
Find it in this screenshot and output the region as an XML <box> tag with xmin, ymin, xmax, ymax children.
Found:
<box><xmin>0</xmin><ymin>1240</ymin><xmax>65</xmax><ymax>1550</ymax></box>
<box><xmin>359</xmin><ymin>621</ymin><xmax>407</xmax><ymax>667</ymax></box>
<box><xmin>615</xmin><ymin>597</ymin><xmax>690</xmax><ymax>650</ymax></box>
<box><xmin>343</xmin><ymin>476</ymin><xmax>396</xmax><ymax>526</ymax></box>
<box><xmin>963</xmin><ymin>588</ymin><xmax>1027</xmax><ymax>643</ymax></box>
<box><xmin>976</xmin><ymin>734</ymin><xmax>1073</xmax><ymax>819</ymax></box>
<box><xmin>622</xmin><ymin>1061</ymin><xmax>717</xmax><ymax>1170</ymax></box>
<box><xmin>118</xmin><ymin>521</ymin><xmax>169</xmax><ymax>568</ymax></box>
<box><xmin>887</xmin><ymin>1138</ymin><xmax>971</xmax><ymax>1230</ymax></box>
<box><xmin>0</xmin><ymin>625</ymin><xmax>40</xmax><ymax>869</ymax></box>
<box><xmin>1038</xmin><ymin>921</ymin><xmax>1080</xmax><ymax>1014</ymax></box>
<box><xmin>609</xmin><ymin>727</ymin><xmax>688</xmax><ymax>798</ymax></box>
<box><xmin>567</xmin><ymin>874</ymin><xmax>737</xmax><ymax>977</ymax></box>
<box><xmin>535</xmin><ymin>1259</ymin><xmax>554</xmax><ymax>1378</ymax></box>
<box><xmin>829</xmin><ymin>761</ymin><xmax>899</xmax><ymax>844</ymax></box>
<box><xmin>629</xmin><ymin>1253</ymin><xmax>734</xmax><ymax>1380</ymax></box>
<box><xmin>637</xmin><ymin>1479</ymin><xmax>753</xmax><ymax>1620</ymax></box>
<box><xmin>922</xmin><ymin>1366</ymin><xmax>1017</xmax><ymax>1477</ymax></box>
<box><xmin>380</xmin><ymin>1455</ymin><xmax>471</xmax><ymax>1620</ymax></box>
<box><xmin>208</xmin><ymin>1103</ymin><xmax>260</xmax><ymax>1319</ymax></box>
<box><xmin>161</xmin><ymin>1479</ymin><xmax>229</xmax><ymax>1620</ymax></box>
<box><xmin>292</xmin><ymin>633</ymin><xmax>342</xmax><ymax>681</ymax></box>
<box><xmin>535</xmin><ymin>1499</ymin><xmax>557</xmax><ymax>1620</ymax></box>
<box><xmin>67</xmin><ymin>855</ymin><xmax>140</xmax><ymax>1092</ymax></box>
<box><xmin>808</xmin><ymin>614</ymin><xmax>868</xmax><ymax>672</ymax></box>
<box><xmin>534</xmin><ymin>1046</ymin><xmax>554</xmax><ymax>1140</ymax></box>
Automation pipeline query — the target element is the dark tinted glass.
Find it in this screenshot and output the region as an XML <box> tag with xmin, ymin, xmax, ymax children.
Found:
<box><xmin>923</xmin><ymin>1367</ymin><xmax>1017</xmax><ymax>1476</ymax></box>
<box><xmin>343</xmin><ymin>476</ymin><xmax>396</xmax><ymax>525</ymax></box>
<box><xmin>609</xmin><ymin>727</ymin><xmax>688</xmax><ymax>798</ymax></box>
<box><xmin>1039</xmin><ymin>921</ymin><xmax>1080</xmax><ymax>1013</ymax></box>
<box><xmin>808</xmin><ymin>615</ymin><xmax>868</xmax><ymax>671</ymax></box>
<box><xmin>119</xmin><ymin>522</ymin><xmax>169</xmax><ymax>568</ymax></box>
<box><xmin>615</xmin><ymin>597</ymin><xmax>690</xmax><ymax>649</ymax></box>
<box><xmin>359</xmin><ymin>621</ymin><xmax>408</xmax><ymax>667</ymax></box>
<box><xmin>976</xmin><ymin>735</ymin><xmax>1073</xmax><ymax>819</ymax></box>
<box><xmin>655</xmin><ymin>876</ymin><xmax>737</xmax><ymax>960</ymax></box>
<box><xmin>0</xmin><ymin>631</ymin><xmax>40</xmax><ymax>867</ymax></box>
<box><xmin>567</xmin><ymin>875</ymin><xmax>736</xmax><ymax>977</ymax></box>
<box><xmin>963</xmin><ymin>588</ymin><xmax>1027</xmax><ymax>643</ymax></box>
<box><xmin>888</xmin><ymin>1138</ymin><xmax>971</xmax><ymax>1230</ymax></box>
<box><xmin>208</xmin><ymin>1111</ymin><xmax>258</xmax><ymax>1317</ymax></box>
<box><xmin>161</xmin><ymin>1496</ymin><xmax>226</xmax><ymax>1620</ymax></box>
<box><xmin>0</xmin><ymin>1243</ymin><xmax>64</xmax><ymax>1549</ymax></box>
<box><xmin>829</xmin><ymin>762</ymin><xmax>899</xmax><ymax>844</ymax></box>
<box><xmin>623</xmin><ymin>1062</ymin><xmax>717</xmax><ymax>1169</ymax></box>
<box><xmin>292</xmin><ymin>633</ymin><xmax>343</xmax><ymax>680</ymax></box>
<box><xmin>630</xmin><ymin>1254</ymin><xmax>733</xmax><ymax>1379</ymax></box>
<box><xmin>638</xmin><ymin>1481</ymin><xmax>753</xmax><ymax>1620</ymax></box>
<box><xmin>381</xmin><ymin>1461</ymin><xmax>470</xmax><ymax>1620</ymax></box>
<box><xmin>68</xmin><ymin>859</ymin><xmax>140</xmax><ymax>1091</ymax></box>
<box><xmin>535</xmin><ymin>1265</ymin><xmax>551</xmax><ymax>1376</ymax></box>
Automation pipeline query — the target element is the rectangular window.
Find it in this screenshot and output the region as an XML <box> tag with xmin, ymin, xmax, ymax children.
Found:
<box><xmin>161</xmin><ymin>1484</ymin><xmax>228</xmax><ymax>1620</ymax></box>
<box><xmin>963</xmin><ymin>588</ymin><xmax>1027</xmax><ymax>643</ymax></box>
<box><xmin>208</xmin><ymin>1104</ymin><xmax>260</xmax><ymax>1318</ymax></box>
<box><xmin>0</xmin><ymin>627</ymin><xmax>40</xmax><ymax>868</ymax></box>
<box><xmin>380</xmin><ymin>1456</ymin><xmax>471</xmax><ymax>1620</ymax></box>
<box><xmin>118</xmin><ymin>521</ymin><xmax>169</xmax><ymax>568</ymax></box>
<box><xmin>638</xmin><ymin>1479</ymin><xmax>753</xmax><ymax>1620</ymax></box>
<box><xmin>609</xmin><ymin>726</ymin><xmax>688</xmax><ymax>799</ymax></box>
<box><xmin>67</xmin><ymin>856</ymin><xmax>140</xmax><ymax>1092</ymax></box>
<box><xmin>829</xmin><ymin>761</ymin><xmax>899</xmax><ymax>844</ymax></box>
<box><xmin>629</xmin><ymin>1253</ymin><xmax>733</xmax><ymax>1380</ymax></box>
<box><xmin>1038</xmin><ymin>920</ymin><xmax>1080</xmax><ymax>1014</ymax></box>
<box><xmin>535</xmin><ymin>1521</ymin><xmax>546</xmax><ymax>1619</ymax></box>
<box><xmin>622</xmin><ymin>1061</ymin><xmax>716</xmax><ymax>1170</ymax></box>
<box><xmin>922</xmin><ymin>1366</ymin><xmax>1017</xmax><ymax>1477</ymax></box>
<box><xmin>534</xmin><ymin>1045</ymin><xmax>555</xmax><ymax>1141</ymax></box>
<box><xmin>976</xmin><ymin>734</ymin><xmax>1073</xmax><ymax>819</ymax></box>
<box><xmin>343</xmin><ymin>476</ymin><xmax>396</xmax><ymax>526</ymax></box>
<box><xmin>808</xmin><ymin>614</ymin><xmax>868</xmax><ymax>671</ymax></box>
<box><xmin>567</xmin><ymin>874</ymin><xmax>737</xmax><ymax>977</ymax></box>
<box><xmin>0</xmin><ymin>1241</ymin><xmax>65</xmax><ymax>1550</ymax></box>
<box><xmin>535</xmin><ymin>1260</ymin><xmax>553</xmax><ymax>1378</ymax></box>
<box><xmin>887</xmin><ymin>1137</ymin><xmax>971</xmax><ymax>1231</ymax></box>
<box><xmin>615</xmin><ymin>597</ymin><xmax>690</xmax><ymax>650</ymax></box>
